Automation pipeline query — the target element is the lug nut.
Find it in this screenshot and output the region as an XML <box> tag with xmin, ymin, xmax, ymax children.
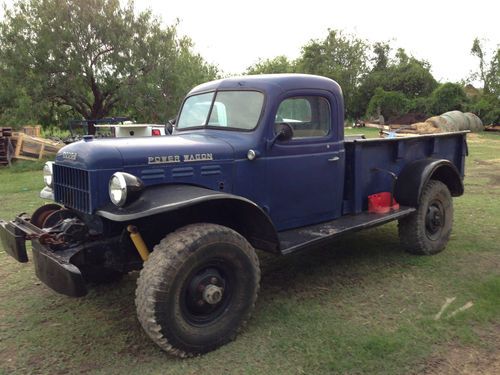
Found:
<box><xmin>210</xmin><ymin>277</ymin><xmax>218</xmax><ymax>284</ymax></box>
<box><xmin>197</xmin><ymin>300</ymin><xmax>204</xmax><ymax>306</ymax></box>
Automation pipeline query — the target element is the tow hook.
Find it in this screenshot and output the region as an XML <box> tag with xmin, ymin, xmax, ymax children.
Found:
<box><xmin>11</xmin><ymin>215</ymin><xmax>88</xmax><ymax>246</ymax></box>
<box><xmin>127</xmin><ymin>225</ymin><xmax>150</xmax><ymax>261</ymax></box>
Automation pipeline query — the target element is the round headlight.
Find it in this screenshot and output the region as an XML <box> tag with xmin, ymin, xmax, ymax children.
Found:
<box><xmin>43</xmin><ymin>161</ymin><xmax>54</xmax><ymax>188</ymax></box>
<box><xmin>109</xmin><ymin>172</ymin><xmax>144</xmax><ymax>207</ymax></box>
<box><xmin>109</xmin><ymin>173</ymin><xmax>127</xmax><ymax>206</ymax></box>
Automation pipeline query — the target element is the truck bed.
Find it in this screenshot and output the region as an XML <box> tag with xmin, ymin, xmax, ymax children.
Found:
<box><xmin>279</xmin><ymin>206</ymin><xmax>415</xmax><ymax>254</ymax></box>
<box><xmin>342</xmin><ymin>131</ymin><xmax>467</xmax><ymax>215</ymax></box>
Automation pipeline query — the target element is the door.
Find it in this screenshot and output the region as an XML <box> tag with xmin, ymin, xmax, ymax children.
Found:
<box><xmin>266</xmin><ymin>93</ymin><xmax>344</xmax><ymax>231</ymax></box>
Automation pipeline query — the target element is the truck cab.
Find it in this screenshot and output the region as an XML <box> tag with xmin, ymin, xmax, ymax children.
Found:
<box><xmin>0</xmin><ymin>74</ymin><xmax>467</xmax><ymax>358</ymax></box>
<box><xmin>172</xmin><ymin>74</ymin><xmax>347</xmax><ymax>230</ymax></box>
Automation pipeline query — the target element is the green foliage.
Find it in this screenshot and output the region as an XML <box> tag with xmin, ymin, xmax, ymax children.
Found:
<box><xmin>469</xmin><ymin>38</ymin><xmax>500</xmax><ymax>124</ymax></box>
<box><xmin>353</xmin><ymin>47</ymin><xmax>437</xmax><ymax>118</ymax></box>
<box><xmin>366</xmin><ymin>88</ymin><xmax>409</xmax><ymax>120</ymax></box>
<box><xmin>428</xmin><ymin>83</ymin><xmax>467</xmax><ymax>115</ymax></box>
<box><xmin>467</xmin><ymin>94</ymin><xmax>500</xmax><ymax>125</ymax></box>
<box><xmin>296</xmin><ymin>30</ymin><xmax>369</xmax><ymax>118</ymax></box>
<box><xmin>0</xmin><ymin>0</ymin><xmax>216</xmax><ymax>125</ymax></box>
<box><xmin>40</xmin><ymin>125</ymin><xmax>71</xmax><ymax>140</ymax></box>
<box><xmin>116</xmin><ymin>36</ymin><xmax>218</xmax><ymax>122</ymax></box>
<box><xmin>407</xmin><ymin>96</ymin><xmax>430</xmax><ymax>115</ymax></box>
<box><xmin>246</xmin><ymin>36</ymin><xmax>438</xmax><ymax>121</ymax></box>
<box><xmin>247</xmin><ymin>56</ymin><xmax>296</xmax><ymax>74</ymax></box>
<box><xmin>371</xmin><ymin>42</ymin><xmax>390</xmax><ymax>72</ymax></box>
<box><xmin>470</xmin><ymin>38</ymin><xmax>500</xmax><ymax>96</ymax></box>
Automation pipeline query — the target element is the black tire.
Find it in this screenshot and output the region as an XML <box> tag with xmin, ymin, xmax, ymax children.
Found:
<box><xmin>398</xmin><ymin>180</ymin><xmax>453</xmax><ymax>255</ymax></box>
<box><xmin>135</xmin><ymin>223</ymin><xmax>260</xmax><ymax>357</ymax></box>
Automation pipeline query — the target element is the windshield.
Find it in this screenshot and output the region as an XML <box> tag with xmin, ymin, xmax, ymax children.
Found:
<box><xmin>177</xmin><ymin>91</ymin><xmax>264</xmax><ymax>130</ymax></box>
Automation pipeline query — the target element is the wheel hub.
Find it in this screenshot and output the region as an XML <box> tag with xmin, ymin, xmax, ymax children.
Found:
<box><xmin>202</xmin><ymin>284</ymin><xmax>224</xmax><ymax>304</ymax></box>
<box><xmin>181</xmin><ymin>265</ymin><xmax>231</xmax><ymax>325</ymax></box>
<box><xmin>425</xmin><ymin>203</ymin><xmax>444</xmax><ymax>237</ymax></box>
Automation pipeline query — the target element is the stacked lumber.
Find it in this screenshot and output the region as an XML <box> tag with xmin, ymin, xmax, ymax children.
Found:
<box><xmin>11</xmin><ymin>132</ymin><xmax>63</xmax><ymax>161</ymax></box>
<box><xmin>485</xmin><ymin>124</ymin><xmax>500</xmax><ymax>132</ymax></box>
<box><xmin>0</xmin><ymin>127</ymin><xmax>13</xmax><ymax>166</ymax></box>
<box><xmin>22</xmin><ymin>125</ymin><xmax>42</xmax><ymax>137</ymax></box>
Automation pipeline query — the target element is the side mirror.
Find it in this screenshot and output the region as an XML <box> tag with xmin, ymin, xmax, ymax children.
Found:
<box><xmin>165</xmin><ymin>118</ymin><xmax>176</xmax><ymax>135</ymax></box>
<box><xmin>267</xmin><ymin>122</ymin><xmax>294</xmax><ymax>149</ymax></box>
<box><xmin>275</xmin><ymin>122</ymin><xmax>294</xmax><ymax>142</ymax></box>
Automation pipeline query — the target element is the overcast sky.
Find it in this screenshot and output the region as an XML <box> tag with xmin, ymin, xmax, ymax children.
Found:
<box><xmin>135</xmin><ymin>0</ymin><xmax>499</xmax><ymax>84</ymax></box>
<box><xmin>2</xmin><ymin>0</ymin><xmax>499</xmax><ymax>84</ymax></box>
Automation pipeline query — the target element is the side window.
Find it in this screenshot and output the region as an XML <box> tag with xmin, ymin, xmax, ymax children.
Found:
<box><xmin>275</xmin><ymin>96</ymin><xmax>331</xmax><ymax>139</ymax></box>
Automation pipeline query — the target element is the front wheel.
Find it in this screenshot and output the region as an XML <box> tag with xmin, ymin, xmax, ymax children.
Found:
<box><xmin>398</xmin><ymin>180</ymin><xmax>453</xmax><ymax>255</ymax></box>
<box><xmin>135</xmin><ymin>223</ymin><xmax>260</xmax><ymax>357</ymax></box>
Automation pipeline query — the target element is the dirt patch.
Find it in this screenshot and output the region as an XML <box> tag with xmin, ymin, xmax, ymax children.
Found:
<box><xmin>467</xmin><ymin>133</ymin><xmax>488</xmax><ymax>143</ymax></box>
<box><xmin>0</xmin><ymin>346</ymin><xmax>18</xmax><ymax>373</ymax></box>
<box><xmin>471</xmin><ymin>159</ymin><xmax>500</xmax><ymax>187</ymax></box>
<box><xmin>420</xmin><ymin>325</ymin><xmax>500</xmax><ymax>375</ymax></box>
<box><xmin>474</xmin><ymin>159</ymin><xmax>500</xmax><ymax>166</ymax></box>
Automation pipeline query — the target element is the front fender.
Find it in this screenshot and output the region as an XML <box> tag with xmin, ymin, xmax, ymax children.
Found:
<box><xmin>96</xmin><ymin>184</ymin><xmax>280</xmax><ymax>253</ymax></box>
<box><xmin>394</xmin><ymin>158</ymin><xmax>464</xmax><ymax>207</ymax></box>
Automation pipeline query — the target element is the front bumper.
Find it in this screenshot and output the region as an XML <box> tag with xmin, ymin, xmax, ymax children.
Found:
<box><xmin>39</xmin><ymin>186</ymin><xmax>54</xmax><ymax>200</ymax></box>
<box><xmin>0</xmin><ymin>220</ymin><xmax>28</xmax><ymax>262</ymax></box>
<box><xmin>0</xmin><ymin>218</ymin><xmax>87</xmax><ymax>297</ymax></box>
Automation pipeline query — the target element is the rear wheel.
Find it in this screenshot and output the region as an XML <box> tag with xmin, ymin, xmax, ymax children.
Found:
<box><xmin>135</xmin><ymin>223</ymin><xmax>260</xmax><ymax>357</ymax></box>
<box><xmin>398</xmin><ymin>180</ymin><xmax>453</xmax><ymax>255</ymax></box>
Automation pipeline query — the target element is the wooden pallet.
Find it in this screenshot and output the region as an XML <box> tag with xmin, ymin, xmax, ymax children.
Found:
<box><xmin>11</xmin><ymin>132</ymin><xmax>63</xmax><ymax>161</ymax></box>
<box><xmin>21</xmin><ymin>125</ymin><xmax>42</xmax><ymax>137</ymax></box>
<box><xmin>0</xmin><ymin>127</ymin><xmax>13</xmax><ymax>166</ymax></box>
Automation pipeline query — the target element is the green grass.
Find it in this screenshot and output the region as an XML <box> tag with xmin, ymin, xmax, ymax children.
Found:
<box><xmin>0</xmin><ymin>132</ymin><xmax>499</xmax><ymax>374</ymax></box>
<box><xmin>344</xmin><ymin>126</ymin><xmax>380</xmax><ymax>138</ymax></box>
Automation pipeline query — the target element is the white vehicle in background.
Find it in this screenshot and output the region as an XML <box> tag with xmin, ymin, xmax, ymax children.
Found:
<box><xmin>94</xmin><ymin>123</ymin><xmax>166</xmax><ymax>137</ymax></box>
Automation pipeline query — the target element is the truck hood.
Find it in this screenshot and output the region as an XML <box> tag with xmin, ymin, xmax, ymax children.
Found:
<box><xmin>55</xmin><ymin>133</ymin><xmax>234</xmax><ymax>170</ymax></box>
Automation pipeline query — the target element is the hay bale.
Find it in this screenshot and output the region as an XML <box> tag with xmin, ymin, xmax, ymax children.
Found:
<box><xmin>441</xmin><ymin>111</ymin><xmax>469</xmax><ymax>131</ymax></box>
<box><xmin>399</xmin><ymin>121</ymin><xmax>443</xmax><ymax>135</ymax></box>
<box><xmin>464</xmin><ymin>112</ymin><xmax>483</xmax><ymax>132</ymax></box>
<box><xmin>415</xmin><ymin>122</ymin><xmax>442</xmax><ymax>134</ymax></box>
<box><xmin>426</xmin><ymin>116</ymin><xmax>452</xmax><ymax>132</ymax></box>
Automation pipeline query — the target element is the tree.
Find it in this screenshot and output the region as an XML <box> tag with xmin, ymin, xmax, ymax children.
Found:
<box><xmin>470</xmin><ymin>38</ymin><xmax>500</xmax><ymax>95</ymax></box>
<box><xmin>0</xmin><ymin>0</ymin><xmax>216</xmax><ymax>128</ymax></box>
<box><xmin>366</xmin><ymin>87</ymin><xmax>409</xmax><ymax>120</ymax></box>
<box><xmin>428</xmin><ymin>83</ymin><xmax>467</xmax><ymax>115</ymax></box>
<box><xmin>371</xmin><ymin>42</ymin><xmax>391</xmax><ymax>72</ymax></box>
<box><xmin>116</xmin><ymin>36</ymin><xmax>218</xmax><ymax>123</ymax></box>
<box><xmin>246</xmin><ymin>56</ymin><xmax>296</xmax><ymax>75</ymax></box>
<box><xmin>469</xmin><ymin>38</ymin><xmax>500</xmax><ymax>124</ymax></box>
<box><xmin>354</xmin><ymin>46</ymin><xmax>437</xmax><ymax>117</ymax></box>
<box><xmin>296</xmin><ymin>30</ymin><xmax>369</xmax><ymax>118</ymax></box>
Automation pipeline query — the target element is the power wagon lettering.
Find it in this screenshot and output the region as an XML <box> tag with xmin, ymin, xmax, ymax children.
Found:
<box><xmin>148</xmin><ymin>153</ymin><xmax>213</xmax><ymax>164</ymax></box>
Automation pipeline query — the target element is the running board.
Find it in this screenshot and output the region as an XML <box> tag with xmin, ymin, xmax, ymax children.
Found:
<box><xmin>278</xmin><ymin>206</ymin><xmax>416</xmax><ymax>255</ymax></box>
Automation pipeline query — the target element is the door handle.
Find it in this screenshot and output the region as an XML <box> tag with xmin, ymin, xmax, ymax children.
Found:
<box><xmin>328</xmin><ymin>156</ymin><xmax>340</xmax><ymax>162</ymax></box>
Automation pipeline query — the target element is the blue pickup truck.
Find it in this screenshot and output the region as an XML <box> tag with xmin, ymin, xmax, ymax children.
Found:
<box><xmin>0</xmin><ymin>74</ymin><xmax>467</xmax><ymax>357</ymax></box>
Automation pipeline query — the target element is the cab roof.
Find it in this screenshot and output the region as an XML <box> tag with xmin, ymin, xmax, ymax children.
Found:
<box><xmin>189</xmin><ymin>74</ymin><xmax>343</xmax><ymax>98</ymax></box>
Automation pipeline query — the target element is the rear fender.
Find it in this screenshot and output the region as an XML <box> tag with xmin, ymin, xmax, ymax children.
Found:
<box><xmin>394</xmin><ymin>159</ymin><xmax>464</xmax><ymax>207</ymax></box>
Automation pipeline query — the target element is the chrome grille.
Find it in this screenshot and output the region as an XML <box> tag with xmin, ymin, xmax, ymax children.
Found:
<box><xmin>53</xmin><ymin>165</ymin><xmax>91</xmax><ymax>213</ymax></box>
